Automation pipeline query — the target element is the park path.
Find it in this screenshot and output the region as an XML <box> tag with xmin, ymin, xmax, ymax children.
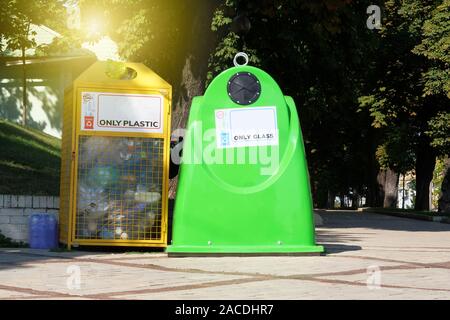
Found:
<box><xmin>0</xmin><ymin>210</ymin><xmax>449</xmax><ymax>300</ymax></box>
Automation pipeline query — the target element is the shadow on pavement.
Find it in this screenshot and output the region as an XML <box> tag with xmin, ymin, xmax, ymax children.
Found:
<box><xmin>6</xmin><ymin>207</ymin><xmax>446</xmax><ymax>272</ymax></box>
<box><xmin>315</xmin><ymin>210</ymin><xmax>450</xmax><ymax>232</ymax></box>
<box><xmin>316</xmin><ymin>229</ymin><xmax>363</xmax><ymax>254</ymax></box>
<box><xmin>0</xmin><ymin>200</ymin><xmax>177</xmax><ymax>272</ymax></box>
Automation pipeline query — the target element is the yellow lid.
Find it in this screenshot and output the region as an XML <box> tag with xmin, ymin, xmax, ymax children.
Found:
<box><xmin>74</xmin><ymin>61</ymin><xmax>171</xmax><ymax>90</ymax></box>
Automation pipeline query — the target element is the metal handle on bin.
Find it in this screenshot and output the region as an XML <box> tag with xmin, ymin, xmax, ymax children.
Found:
<box><xmin>233</xmin><ymin>52</ymin><xmax>249</xmax><ymax>67</ymax></box>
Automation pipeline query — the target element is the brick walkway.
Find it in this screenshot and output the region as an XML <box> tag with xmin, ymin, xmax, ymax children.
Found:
<box><xmin>1</xmin><ymin>210</ymin><xmax>449</xmax><ymax>300</ymax></box>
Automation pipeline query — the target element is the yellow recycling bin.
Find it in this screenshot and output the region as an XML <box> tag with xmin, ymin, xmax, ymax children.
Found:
<box><xmin>59</xmin><ymin>62</ymin><xmax>172</xmax><ymax>249</ymax></box>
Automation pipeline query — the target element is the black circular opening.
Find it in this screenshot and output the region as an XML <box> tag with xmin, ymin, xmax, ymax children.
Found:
<box><xmin>106</xmin><ymin>65</ymin><xmax>137</xmax><ymax>80</ymax></box>
<box><xmin>227</xmin><ymin>72</ymin><xmax>261</xmax><ymax>105</ymax></box>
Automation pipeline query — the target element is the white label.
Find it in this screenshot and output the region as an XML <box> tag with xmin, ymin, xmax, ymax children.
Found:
<box><xmin>80</xmin><ymin>92</ymin><xmax>164</xmax><ymax>133</ymax></box>
<box><xmin>215</xmin><ymin>106</ymin><xmax>278</xmax><ymax>149</ymax></box>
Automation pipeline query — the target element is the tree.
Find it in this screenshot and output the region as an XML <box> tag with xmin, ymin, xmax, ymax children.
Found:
<box><xmin>0</xmin><ymin>0</ymin><xmax>68</xmax><ymax>127</ymax></box>
<box><xmin>79</xmin><ymin>0</ymin><xmax>221</xmax><ymax>196</ymax></box>
<box><xmin>413</xmin><ymin>0</ymin><xmax>450</xmax><ymax>99</ymax></box>
<box><xmin>413</xmin><ymin>0</ymin><xmax>450</xmax><ymax>212</ymax></box>
<box><xmin>73</xmin><ymin>0</ymin><xmax>448</xmax><ymax>209</ymax></box>
<box><xmin>208</xmin><ymin>0</ymin><xmax>384</xmax><ymax>208</ymax></box>
<box><xmin>373</xmin><ymin>125</ymin><xmax>416</xmax><ymax>207</ymax></box>
<box><xmin>359</xmin><ymin>0</ymin><xmax>448</xmax><ymax>211</ymax></box>
<box><xmin>438</xmin><ymin>158</ymin><xmax>450</xmax><ymax>212</ymax></box>
<box><xmin>79</xmin><ymin>0</ymin><xmax>219</xmax><ymax>128</ymax></box>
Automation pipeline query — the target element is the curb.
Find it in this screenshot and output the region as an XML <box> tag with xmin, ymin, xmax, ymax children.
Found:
<box><xmin>359</xmin><ymin>208</ymin><xmax>450</xmax><ymax>224</ymax></box>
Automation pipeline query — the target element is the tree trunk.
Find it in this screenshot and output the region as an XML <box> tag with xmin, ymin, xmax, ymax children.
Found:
<box><xmin>366</xmin><ymin>131</ymin><xmax>384</xmax><ymax>207</ymax></box>
<box><xmin>383</xmin><ymin>168</ymin><xmax>399</xmax><ymax>208</ymax></box>
<box><xmin>376</xmin><ymin>169</ymin><xmax>386</xmax><ymax>207</ymax></box>
<box><xmin>368</xmin><ymin>168</ymin><xmax>384</xmax><ymax>207</ymax></box>
<box><xmin>415</xmin><ymin>140</ymin><xmax>437</xmax><ymax>211</ymax></box>
<box><xmin>327</xmin><ymin>190</ymin><xmax>335</xmax><ymax>209</ymax></box>
<box><xmin>401</xmin><ymin>174</ymin><xmax>406</xmax><ymax>209</ymax></box>
<box><xmin>21</xmin><ymin>46</ymin><xmax>27</xmax><ymax>127</ymax></box>
<box><xmin>438</xmin><ymin>157</ymin><xmax>450</xmax><ymax>213</ymax></box>
<box><xmin>339</xmin><ymin>194</ymin><xmax>346</xmax><ymax>209</ymax></box>
<box><xmin>351</xmin><ymin>191</ymin><xmax>360</xmax><ymax>209</ymax></box>
<box><xmin>312</xmin><ymin>181</ymin><xmax>328</xmax><ymax>209</ymax></box>
<box><xmin>168</xmin><ymin>0</ymin><xmax>219</xmax><ymax>198</ymax></box>
<box><xmin>377</xmin><ymin>168</ymin><xmax>399</xmax><ymax>208</ymax></box>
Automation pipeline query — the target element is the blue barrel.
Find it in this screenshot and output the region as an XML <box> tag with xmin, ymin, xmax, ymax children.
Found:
<box><xmin>29</xmin><ymin>213</ymin><xmax>58</xmax><ymax>249</ymax></box>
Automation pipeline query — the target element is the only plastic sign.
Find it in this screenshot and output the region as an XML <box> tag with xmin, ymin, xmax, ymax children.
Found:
<box><xmin>81</xmin><ymin>92</ymin><xmax>164</xmax><ymax>133</ymax></box>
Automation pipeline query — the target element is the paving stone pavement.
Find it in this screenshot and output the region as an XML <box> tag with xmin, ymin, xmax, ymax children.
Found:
<box><xmin>1</xmin><ymin>210</ymin><xmax>449</xmax><ymax>300</ymax></box>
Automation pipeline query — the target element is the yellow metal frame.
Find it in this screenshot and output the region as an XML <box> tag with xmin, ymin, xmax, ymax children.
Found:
<box><xmin>59</xmin><ymin>87</ymin><xmax>76</xmax><ymax>246</ymax></box>
<box><xmin>60</xmin><ymin>62</ymin><xmax>172</xmax><ymax>249</ymax></box>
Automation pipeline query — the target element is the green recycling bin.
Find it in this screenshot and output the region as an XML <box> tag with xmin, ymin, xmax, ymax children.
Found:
<box><xmin>167</xmin><ymin>53</ymin><xmax>324</xmax><ymax>255</ymax></box>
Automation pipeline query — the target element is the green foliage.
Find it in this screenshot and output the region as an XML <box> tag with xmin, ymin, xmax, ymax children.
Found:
<box><xmin>413</xmin><ymin>0</ymin><xmax>450</xmax><ymax>64</ymax></box>
<box><xmin>421</xmin><ymin>67</ymin><xmax>450</xmax><ymax>98</ymax></box>
<box><xmin>375</xmin><ymin>125</ymin><xmax>416</xmax><ymax>173</ymax></box>
<box><xmin>207</xmin><ymin>0</ymin><xmax>383</xmax><ymax>205</ymax></box>
<box><xmin>359</xmin><ymin>0</ymin><xmax>449</xmax><ymax>191</ymax></box>
<box><xmin>413</xmin><ymin>0</ymin><xmax>450</xmax><ymax>98</ymax></box>
<box><xmin>0</xmin><ymin>120</ymin><xmax>61</xmax><ymax>195</ymax></box>
<box><xmin>0</xmin><ymin>0</ymin><xmax>69</xmax><ymax>55</ymax></box>
<box><xmin>358</xmin><ymin>94</ymin><xmax>390</xmax><ymax>128</ymax></box>
<box><xmin>1</xmin><ymin>0</ymin><xmax>446</xmax><ymax>208</ymax></box>
<box><xmin>206</xmin><ymin>0</ymin><xmax>447</xmax><ymax>207</ymax></box>
<box><xmin>77</xmin><ymin>0</ymin><xmax>216</xmax><ymax>92</ymax></box>
<box><xmin>78</xmin><ymin>0</ymin><xmax>153</xmax><ymax>59</ymax></box>
<box><xmin>432</xmin><ymin>157</ymin><xmax>448</xmax><ymax>208</ymax></box>
<box><xmin>206</xmin><ymin>32</ymin><xmax>260</xmax><ymax>86</ymax></box>
<box><xmin>427</xmin><ymin>111</ymin><xmax>450</xmax><ymax>153</ymax></box>
<box><xmin>211</xmin><ymin>9</ymin><xmax>233</xmax><ymax>32</ymax></box>
<box><xmin>115</xmin><ymin>8</ymin><xmax>150</xmax><ymax>59</ymax></box>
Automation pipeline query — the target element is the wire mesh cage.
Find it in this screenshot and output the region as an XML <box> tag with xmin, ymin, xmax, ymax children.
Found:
<box><xmin>59</xmin><ymin>62</ymin><xmax>171</xmax><ymax>248</ymax></box>
<box><xmin>75</xmin><ymin>136</ymin><xmax>164</xmax><ymax>241</ymax></box>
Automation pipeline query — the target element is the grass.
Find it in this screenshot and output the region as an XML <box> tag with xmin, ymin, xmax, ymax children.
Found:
<box><xmin>0</xmin><ymin>120</ymin><xmax>61</xmax><ymax>195</ymax></box>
